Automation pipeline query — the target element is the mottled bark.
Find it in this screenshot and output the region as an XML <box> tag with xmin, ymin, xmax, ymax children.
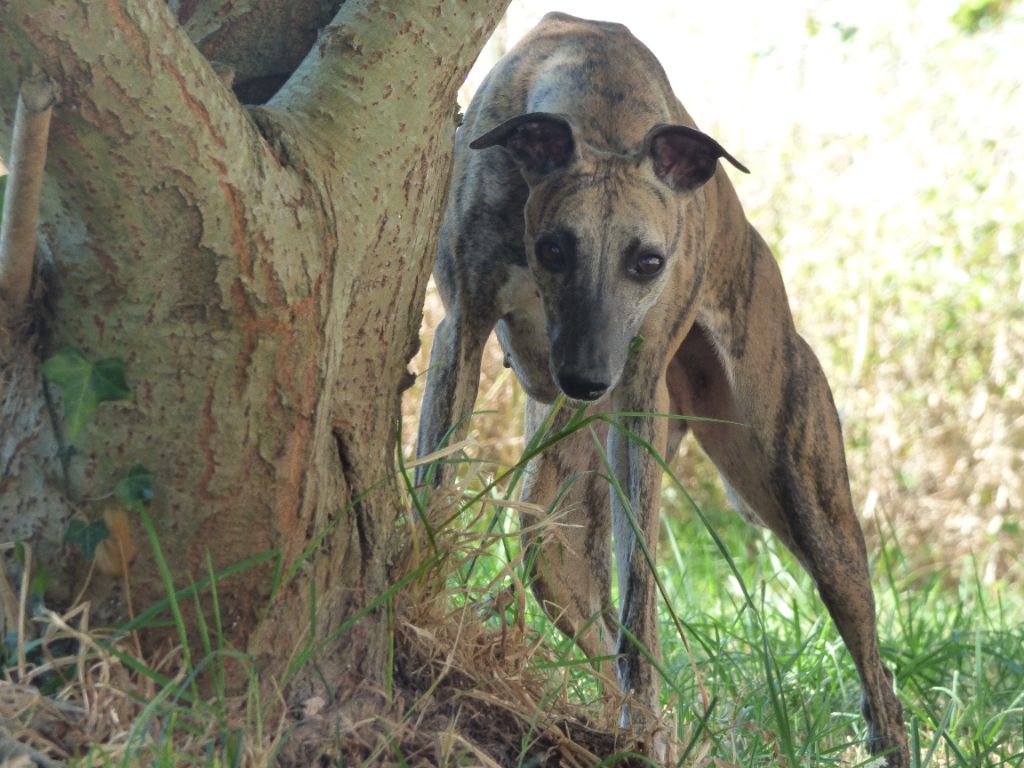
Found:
<box><xmin>0</xmin><ymin>0</ymin><xmax>507</xmax><ymax>705</ymax></box>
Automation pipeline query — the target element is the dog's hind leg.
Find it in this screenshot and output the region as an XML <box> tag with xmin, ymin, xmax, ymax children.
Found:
<box><xmin>520</xmin><ymin>397</ymin><xmax>618</xmax><ymax>667</ymax></box>
<box><xmin>670</xmin><ymin>316</ymin><xmax>908</xmax><ymax>766</ymax></box>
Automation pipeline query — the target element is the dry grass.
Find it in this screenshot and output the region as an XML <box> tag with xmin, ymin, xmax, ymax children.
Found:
<box><xmin>294</xmin><ymin>523</ymin><xmax>644</xmax><ymax>767</ymax></box>
<box><xmin>278</xmin><ymin>492</ymin><xmax>646</xmax><ymax>767</ymax></box>
<box><xmin>0</xmin><ymin>597</ymin><xmax>151</xmax><ymax>765</ymax></box>
<box><xmin>0</xmin><ymin>497</ymin><xmax>665</xmax><ymax>768</ymax></box>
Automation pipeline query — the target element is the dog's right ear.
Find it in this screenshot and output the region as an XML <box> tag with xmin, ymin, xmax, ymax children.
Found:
<box><xmin>470</xmin><ymin>113</ymin><xmax>576</xmax><ymax>178</ymax></box>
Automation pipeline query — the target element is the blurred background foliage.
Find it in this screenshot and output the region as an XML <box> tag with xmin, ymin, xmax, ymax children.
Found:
<box><xmin>404</xmin><ymin>0</ymin><xmax>1024</xmax><ymax>581</ymax></box>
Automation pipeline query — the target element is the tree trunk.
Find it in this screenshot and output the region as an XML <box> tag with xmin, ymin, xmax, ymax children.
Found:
<box><xmin>0</xmin><ymin>0</ymin><xmax>508</xmax><ymax>703</ymax></box>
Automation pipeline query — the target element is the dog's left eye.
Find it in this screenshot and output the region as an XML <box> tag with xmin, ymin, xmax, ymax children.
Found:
<box><xmin>632</xmin><ymin>252</ymin><xmax>665</xmax><ymax>277</ymax></box>
<box><xmin>536</xmin><ymin>240</ymin><xmax>570</xmax><ymax>272</ymax></box>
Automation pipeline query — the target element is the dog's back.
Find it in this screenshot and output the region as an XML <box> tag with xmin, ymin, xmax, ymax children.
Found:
<box><xmin>465</xmin><ymin>13</ymin><xmax>688</xmax><ymax>154</ymax></box>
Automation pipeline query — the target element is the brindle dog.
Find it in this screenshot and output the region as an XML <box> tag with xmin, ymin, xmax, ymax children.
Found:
<box><xmin>416</xmin><ymin>12</ymin><xmax>907</xmax><ymax>765</ymax></box>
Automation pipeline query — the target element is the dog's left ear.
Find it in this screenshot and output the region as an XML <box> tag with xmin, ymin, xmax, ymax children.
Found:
<box><xmin>644</xmin><ymin>124</ymin><xmax>749</xmax><ymax>191</ymax></box>
<box><xmin>470</xmin><ymin>112</ymin><xmax>576</xmax><ymax>178</ymax></box>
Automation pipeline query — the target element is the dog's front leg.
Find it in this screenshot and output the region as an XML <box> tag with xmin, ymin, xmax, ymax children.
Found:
<box><xmin>415</xmin><ymin>309</ymin><xmax>494</xmax><ymax>488</ymax></box>
<box><xmin>520</xmin><ymin>397</ymin><xmax>618</xmax><ymax>666</ymax></box>
<box><xmin>607</xmin><ymin>372</ymin><xmax>671</xmax><ymax>751</ymax></box>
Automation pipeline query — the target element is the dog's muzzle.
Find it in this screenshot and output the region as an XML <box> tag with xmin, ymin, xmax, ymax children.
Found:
<box><xmin>556</xmin><ymin>367</ymin><xmax>610</xmax><ymax>401</ymax></box>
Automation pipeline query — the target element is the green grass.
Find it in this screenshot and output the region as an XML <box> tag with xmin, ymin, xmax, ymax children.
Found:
<box><xmin>437</xmin><ymin>415</ymin><xmax>1024</xmax><ymax>767</ymax></box>
<box><xmin>59</xmin><ymin>411</ymin><xmax>1023</xmax><ymax>767</ymax></box>
<box><xmin>653</xmin><ymin>500</ymin><xmax>1024</xmax><ymax>767</ymax></box>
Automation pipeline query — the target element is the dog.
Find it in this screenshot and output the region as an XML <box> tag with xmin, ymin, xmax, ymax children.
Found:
<box><xmin>416</xmin><ymin>12</ymin><xmax>907</xmax><ymax>765</ymax></box>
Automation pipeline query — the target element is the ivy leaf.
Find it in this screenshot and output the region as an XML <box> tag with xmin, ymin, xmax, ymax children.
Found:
<box><xmin>29</xmin><ymin>561</ymin><xmax>49</xmax><ymax>597</ymax></box>
<box><xmin>40</xmin><ymin>348</ymin><xmax>131</xmax><ymax>442</ymax></box>
<box><xmin>11</xmin><ymin>543</ymin><xmax>46</xmax><ymax>596</ymax></box>
<box><xmin>115</xmin><ymin>464</ymin><xmax>155</xmax><ymax>509</ymax></box>
<box><xmin>64</xmin><ymin>519</ymin><xmax>110</xmax><ymax>561</ymax></box>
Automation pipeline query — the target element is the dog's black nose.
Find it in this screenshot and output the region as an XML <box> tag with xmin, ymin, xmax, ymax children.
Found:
<box><xmin>557</xmin><ymin>370</ymin><xmax>610</xmax><ymax>401</ymax></box>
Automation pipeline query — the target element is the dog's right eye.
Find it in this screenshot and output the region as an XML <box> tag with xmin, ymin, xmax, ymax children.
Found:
<box><xmin>633</xmin><ymin>252</ymin><xmax>665</xmax><ymax>277</ymax></box>
<box><xmin>536</xmin><ymin>240</ymin><xmax>569</xmax><ymax>272</ymax></box>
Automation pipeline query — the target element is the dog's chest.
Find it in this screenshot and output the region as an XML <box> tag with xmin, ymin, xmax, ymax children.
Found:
<box><xmin>493</xmin><ymin>265</ymin><xmax>560</xmax><ymax>402</ymax></box>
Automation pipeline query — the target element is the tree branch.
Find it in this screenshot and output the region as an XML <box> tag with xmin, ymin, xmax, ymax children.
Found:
<box><xmin>179</xmin><ymin>0</ymin><xmax>345</xmax><ymax>104</ymax></box>
<box><xmin>269</xmin><ymin>0</ymin><xmax>509</xmax><ymax>138</ymax></box>
<box><xmin>0</xmin><ymin>0</ymin><xmax>269</xmax><ymax>227</ymax></box>
<box><xmin>0</xmin><ymin>68</ymin><xmax>55</xmax><ymax>326</ymax></box>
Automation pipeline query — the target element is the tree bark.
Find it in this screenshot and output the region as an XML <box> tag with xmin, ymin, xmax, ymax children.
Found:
<box><xmin>0</xmin><ymin>0</ymin><xmax>508</xmax><ymax>706</ymax></box>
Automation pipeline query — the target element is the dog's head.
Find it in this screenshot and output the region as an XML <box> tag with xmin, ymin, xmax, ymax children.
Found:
<box><xmin>471</xmin><ymin>113</ymin><xmax>747</xmax><ymax>401</ymax></box>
